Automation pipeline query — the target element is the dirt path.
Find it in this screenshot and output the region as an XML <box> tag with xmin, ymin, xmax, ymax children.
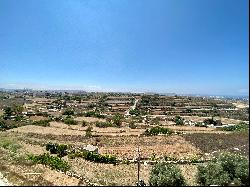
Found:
<box><xmin>0</xmin><ymin>172</ymin><xmax>9</xmax><ymax>186</ymax></box>
<box><xmin>125</xmin><ymin>98</ymin><xmax>139</xmax><ymax>116</ymax></box>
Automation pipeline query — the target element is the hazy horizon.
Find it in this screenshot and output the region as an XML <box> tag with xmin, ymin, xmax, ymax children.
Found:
<box><xmin>0</xmin><ymin>0</ymin><xmax>249</xmax><ymax>96</ymax></box>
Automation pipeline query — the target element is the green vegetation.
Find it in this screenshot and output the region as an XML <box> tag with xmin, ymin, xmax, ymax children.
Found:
<box><xmin>129</xmin><ymin>108</ymin><xmax>140</xmax><ymax>116</ymax></box>
<box><xmin>62</xmin><ymin>109</ymin><xmax>74</xmax><ymax>116</ymax></box>
<box><xmin>45</xmin><ymin>143</ymin><xmax>68</xmax><ymax>157</ymax></box>
<box><xmin>84</xmin><ymin>111</ymin><xmax>105</xmax><ymax>118</ymax></box>
<box><xmin>32</xmin><ymin>119</ymin><xmax>50</xmax><ymax>127</ymax></box>
<box><xmin>220</xmin><ymin>122</ymin><xmax>249</xmax><ymax>132</ymax></box>
<box><xmin>82</xmin><ymin>120</ymin><xmax>88</xmax><ymax>127</ymax></box>
<box><xmin>111</xmin><ymin>113</ymin><xmax>122</xmax><ymax>127</ymax></box>
<box><xmin>128</xmin><ymin>121</ymin><xmax>137</xmax><ymax>129</ymax></box>
<box><xmin>149</xmin><ymin>163</ymin><xmax>186</xmax><ymax>186</ymax></box>
<box><xmin>63</xmin><ymin>116</ymin><xmax>78</xmax><ymax>125</ymax></box>
<box><xmin>195</xmin><ymin>122</ymin><xmax>207</xmax><ymax>127</ymax></box>
<box><xmin>28</xmin><ymin>153</ymin><xmax>70</xmax><ymax>172</ymax></box>
<box><xmin>150</xmin><ymin>117</ymin><xmax>160</xmax><ymax>125</ymax></box>
<box><xmin>69</xmin><ymin>151</ymin><xmax>117</xmax><ymax>164</ymax></box>
<box><xmin>197</xmin><ymin>152</ymin><xmax>249</xmax><ymax>186</ymax></box>
<box><xmin>95</xmin><ymin>121</ymin><xmax>114</xmax><ymax>128</ymax></box>
<box><xmin>203</xmin><ymin>117</ymin><xmax>221</xmax><ymax>126</ymax></box>
<box><xmin>0</xmin><ymin>119</ymin><xmax>18</xmax><ymax>131</ymax></box>
<box><xmin>164</xmin><ymin>155</ymin><xmax>178</xmax><ymax>161</ymax></box>
<box><xmin>85</xmin><ymin>126</ymin><xmax>93</xmax><ymax>137</ymax></box>
<box><xmin>144</xmin><ymin>126</ymin><xmax>173</xmax><ymax>136</ymax></box>
<box><xmin>174</xmin><ymin>116</ymin><xmax>184</xmax><ymax>125</ymax></box>
<box><xmin>0</xmin><ymin>137</ymin><xmax>21</xmax><ymax>153</ymax></box>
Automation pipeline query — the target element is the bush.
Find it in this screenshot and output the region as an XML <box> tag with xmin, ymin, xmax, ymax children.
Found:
<box><xmin>82</xmin><ymin>120</ymin><xmax>88</xmax><ymax>127</ymax></box>
<box><xmin>0</xmin><ymin>119</ymin><xmax>18</xmax><ymax>131</ymax></box>
<box><xmin>221</xmin><ymin>122</ymin><xmax>249</xmax><ymax>132</ymax></box>
<box><xmin>45</xmin><ymin>143</ymin><xmax>68</xmax><ymax>157</ymax></box>
<box><xmin>195</xmin><ymin>122</ymin><xmax>207</xmax><ymax>127</ymax></box>
<box><xmin>63</xmin><ymin>117</ymin><xmax>78</xmax><ymax>125</ymax></box>
<box><xmin>69</xmin><ymin>151</ymin><xmax>117</xmax><ymax>164</ymax></box>
<box><xmin>129</xmin><ymin>121</ymin><xmax>137</xmax><ymax>129</ymax></box>
<box><xmin>164</xmin><ymin>155</ymin><xmax>178</xmax><ymax>161</ymax></box>
<box><xmin>28</xmin><ymin>153</ymin><xmax>70</xmax><ymax>172</ymax></box>
<box><xmin>197</xmin><ymin>152</ymin><xmax>249</xmax><ymax>186</ymax></box>
<box><xmin>112</xmin><ymin>113</ymin><xmax>122</xmax><ymax>127</ymax></box>
<box><xmin>129</xmin><ymin>109</ymin><xmax>140</xmax><ymax>116</ymax></box>
<box><xmin>84</xmin><ymin>111</ymin><xmax>105</xmax><ymax>118</ymax></box>
<box><xmin>85</xmin><ymin>126</ymin><xmax>93</xmax><ymax>137</ymax></box>
<box><xmin>32</xmin><ymin>119</ymin><xmax>50</xmax><ymax>127</ymax></box>
<box><xmin>95</xmin><ymin>121</ymin><xmax>113</xmax><ymax>128</ymax></box>
<box><xmin>150</xmin><ymin>117</ymin><xmax>160</xmax><ymax>125</ymax></box>
<box><xmin>149</xmin><ymin>163</ymin><xmax>186</xmax><ymax>186</ymax></box>
<box><xmin>144</xmin><ymin>126</ymin><xmax>173</xmax><ymax>136</ymax></box>
<box><xmin>174</xmin><ymin>116</ymin><xmax>184</xmax><ymax>126</ymax></box>
<box><xmin>62</xmin><ymin>109</ymin><xmax>74</xmax><ymax>115</ymax></box>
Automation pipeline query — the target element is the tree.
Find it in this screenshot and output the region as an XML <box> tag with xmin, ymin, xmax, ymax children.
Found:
<box><xmin>112</xmin><ymin>113</ymin><xmax>122</xmax><ymax>127</ymax></box>
<box><xmin>85</xmin><ymin>126</ymin><xmax>93</xmax><ymax>137</ymax></box>
<box><xmin>174</xmin><ymin>116</ymin><xmax>184</xmax><ymax>125</ymax></box>
<box><xmin>3</xmin><ymin>107</ymin><xmax>13</xmax><ymax>119</ymax></box>
<box><xmin>149</xmin><ymin>163</ymin><xmax>186</xmax><ymax>186</ymax></box>
<box><xmin>197</xmin><ymin>152</ymin><xmax>249</xmax><ymax>186</ymax></box>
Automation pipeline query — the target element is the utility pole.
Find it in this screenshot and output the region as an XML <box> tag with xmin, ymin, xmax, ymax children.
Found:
<box><xmin>137</xmin><ymin>146</ymin><xmax>140</xmax><ymax>185</ymax></box>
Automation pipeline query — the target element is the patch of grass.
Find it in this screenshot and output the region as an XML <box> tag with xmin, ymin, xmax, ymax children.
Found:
<box><xmin>219</xmin><ymin>122</ymin><xmax>249</xmax><ymax>132</ymax></box>
<box><xmin>28</xmin><ymin>153</ymin><xmax>70</xmax><ymax>172</ymax></box>
<box><xmin>0</xmin><ymin>137</ymin><xmax>21</xmax><ymax>153</ymax></box>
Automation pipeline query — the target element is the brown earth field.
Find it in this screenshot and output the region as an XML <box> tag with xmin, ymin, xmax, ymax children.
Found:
<box><xmin>0</xmin><ymin>119</ymin><xmax>249</xmax><ymax>186</ymax></box>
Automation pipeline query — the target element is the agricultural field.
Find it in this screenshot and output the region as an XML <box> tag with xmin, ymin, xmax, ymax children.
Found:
<box><xmin>0</xmin><ymin>90</ymin><xmax>249</xmax><ymax>186</ymax></box>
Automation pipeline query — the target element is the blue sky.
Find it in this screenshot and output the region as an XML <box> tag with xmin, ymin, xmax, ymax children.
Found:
<box><xmin>0</xmin><ymin>0</ymin><xmax>249</xmax><ymax>95</ymax></box>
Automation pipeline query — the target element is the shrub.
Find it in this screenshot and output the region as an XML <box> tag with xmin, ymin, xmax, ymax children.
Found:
<box><xmin>32</xmin><ymin>119</ymin><xmax>50</xmax><ymax>127</ymax></box>
<box><xmin>28</xmin><ymin>153</ymin><xmax>70</xmax><ymax>172</ymax></box>
<box><xmin>197</xmin><ymin>152</ymin><xmax>249</xmax><ymax>186</ymax></box>
<box><xmin>0</xmin><ymin>119</ymin><xmax>18</xmax><ymax>131</ymax></box>
<box><xmin>195</xmin><ymin>122</ymin><xmax>207</xmax><ymax>127</ymax></box>
<box><xmin>45</xmin><ymin>143</ymin><xmax>68</xmax><ymax>157</ymax></box>
<box><xmin>144</xmin><ymin>126</ymin><xmax>173</xmax><ymax>136</ymax></box>
<box><xmin>112</xmin><ymin>113</ymin><xmax>122</xmax><ymax>127</ymax></box>
<box><xmin>203</xmin><ymin>118</ymin><xmax>216</xmax><ymax>125</ymax></box>
<box><xmin>95</xmin><ymin>121</ymin><xmax>113</xmax><ymax>128</ymax></box>
<box><xmin>84</xmin><ymin>111</ymin><xmax>105</xmax><ymax>118</ymax></box>
<box><xmin>149</xmin><ymin>163</ymin><xmax>186</xmax><ymax>186</ymax></box>
<box><xmin>129</xmin><ymin>109</ymin><xmax>140</xmax><ymax>116</ymax></box>
<box><xmin>129</xmin><ymin>121</ymin><xmax>137</xmax><ymax>129</ymax></box>
<box><xmin>150</xmin><ymin>117</ymin><xmax>160</xmax><ymax>125</ymax></box>
<box><xmin>85</xmin><ymin>126</ymin><xmax>93</xmax><ymax>137</ymax></box>
<box><xmin>63</xmin><ymin>117</ymin><xmax>78</xmax><ymax>125</ymax></box>
<box><xmin>197</xmin><ymin>162</ymin><xmax>231</xmax><ymax>186</ymax></box>
<box><xmin>82</xmin><ymin>120</ymin><xmax>88</xmax><ymax>127</ymax></box>
<box><xmin>69</xmin><ymin>151</ymin><xmax>117</xmax><ymax>164</ymax></box>
<box><xmin>221</xmin><ymin>122</ymin><xmax>249</xmax><ymax>132</ymax></box>
<box><xmin>62</xmin><ymin>109</ymin><xmax>74</xmax><ymax>116</ymax></box>
<box><xmin>164</xmin><ymin>155</ymin><xmax>178</xmax><ymax>161</ymax></box>
<box><xmin>174</xmin><ymin>116</ymin><xmax>184</xmax><ymax>126</ymax></box>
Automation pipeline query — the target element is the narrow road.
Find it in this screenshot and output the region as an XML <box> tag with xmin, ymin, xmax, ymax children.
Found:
<box><xmin>125</xmin><ymin>98</ymin><xmax>139</xmax><ymax>116</ymax></box>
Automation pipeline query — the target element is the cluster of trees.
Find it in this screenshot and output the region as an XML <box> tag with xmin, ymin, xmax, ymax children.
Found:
<box><xmin>144</xmin><ymin>126</ymin><xmax>173</xmax><ymax>136</ymax></box>
<box><xmin>149</xmin><ymin>152</ymin><xmax>249</xmax><ymax>186</ymax></box>
<box><xmin>3</xmin><ymin>105</ymin><xmax>24</xmax><ymax>120</ymax></box>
